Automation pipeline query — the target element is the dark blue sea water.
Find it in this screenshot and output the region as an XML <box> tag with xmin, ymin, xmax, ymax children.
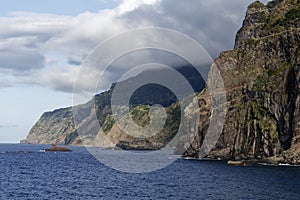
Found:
<box><xmin>0</xmin><ymin>144</ymin><xmax>299</xmax><ymax>200</ymax></box>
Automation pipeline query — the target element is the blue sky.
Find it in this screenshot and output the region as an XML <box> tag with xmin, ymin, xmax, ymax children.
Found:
<box><xmin>0</xmin><ymin>0</ymin><xmax>119</xmax><ymax>142</ymax></box>
<box><xmin>0</xmin><ymin>0</ymin><xmax>270</xmax><ymax>143</ymax></box>
<box><xmin>0</xmin><ymin>0</ymin><xmax>118</xmax><ymax>16</ymax></box>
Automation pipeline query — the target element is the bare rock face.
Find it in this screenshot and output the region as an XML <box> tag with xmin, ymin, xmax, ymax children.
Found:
<box><xmin>26</xmin><ymin>107</ymin><xmax>77</xmax><ymax>145</ymax></box>
<box><xmin>184</xmin><ymin>0</ymin><xmax>300</xmax><ymax>164</ymax></box>
<box><xmin>235</xmin><ymin>1</ymin><xmax>270</xmax><ymax>48</ymax></box>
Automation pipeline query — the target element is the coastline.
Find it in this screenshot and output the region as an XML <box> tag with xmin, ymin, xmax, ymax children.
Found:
<box><xmin>182</xmin><ymin>156</ymin><xmax>300</xmax><ymax>167</ymax></box>
<box><xmin>2</xmin><ymin>143</ymin><xmax>299</xmax><ymax>167</ymax></box>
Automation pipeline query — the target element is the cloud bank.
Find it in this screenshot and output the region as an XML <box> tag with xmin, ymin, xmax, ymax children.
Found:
<box><xmin>0</xmin><ymin>0</ymin><xmax>269</xmax><ymax>93</ymax></box>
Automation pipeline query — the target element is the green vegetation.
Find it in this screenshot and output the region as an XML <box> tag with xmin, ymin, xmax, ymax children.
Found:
<box><xmin>267</xmin><ymin>0</ymin><xmax>281</xmax><ymax>8</ymax></box>
<box><xmin>267</xmin><ymin>3</ymin><xmax>300</xmax><ymax>30</ymax></box>
<box><xmin>237</xmin><ymin>101</ymin><xmax>279</xmax><ymax>140</ymax></box>
<box><xmin>263</xmin><ymin>0</ymin><xmax>300</xmax><ymax>34</ymax></box>
<box><xmin>255</xmin><ymin>62</ymin><xmax>289</xmax><ymax>90</ymax></box>
<box><xmin>248</xmin><ymin>1</ymin><xmax>265</xmax><ymax>8</ymax></box>
<box><xmin>255</xmin><ymin>72</ymin><xmax>270</xmax><ymax>91</ymax></box>
<box><xmin>245</xmin><ymin>38</ymin><xmax>259</xmax><ymax>46</ymax></box>
<box><xmin>102</xmin><ymin>115</ymin><xmax>115</xmax><ymax>134</ymax></box>
<box><xmin>255</xmin><ymin>106</ymin><xmax>279</xmax><ymax>140</ymax></box>
<box><xmin>296</xmin><ymin>46</ymin><xmax>300</xmax><ymax>58</ymax></box>
<box><xmin>130</xmin><ymin>106</ymin><xmax>151</xmax><ymax>127</ymax></box>
<box><xmin>100</xmin><ymin>103</ymin><xmax>181</xmax><ymax>147</ymax></box>
<box><xmin>259</xmin><ymin>117</ymin><xmax>279</xmax><ymax>139</ymax></box>
<box><xmin>267</xmin><ymin>62</ymin><xmax>289</xmax><ymax>76</ymax></box>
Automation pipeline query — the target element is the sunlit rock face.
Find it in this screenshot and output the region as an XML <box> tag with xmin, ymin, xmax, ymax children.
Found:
<box><xmin>183</xmin><ymin>0</ymin><xmax>300</xmax><ymax>164</ymax></box>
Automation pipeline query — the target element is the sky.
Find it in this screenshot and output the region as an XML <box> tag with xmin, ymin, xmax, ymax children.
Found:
<box><xmin>0</xmin><ymin>0</ymin><xmax>270</xmax><ymax>143</ymax></box>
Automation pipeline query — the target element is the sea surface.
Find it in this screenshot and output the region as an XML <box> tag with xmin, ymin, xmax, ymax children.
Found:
<box><xmin>0</xmin><ymin>144</ymin><xmax>299</xmax><ymax>200</ymax></box>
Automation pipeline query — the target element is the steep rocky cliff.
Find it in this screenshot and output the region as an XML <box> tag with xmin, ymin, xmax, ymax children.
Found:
<box><xmin>24</xmin><ymin>0</ymin><xmax>299</xmax><ymax>164</ymax></box>
<box><xmin>25</xmin><ymin>107</ymin><xmax>79</xmax><ymax>145</ymax></box>
<box><xmin>183</xmin><ymin>0</ymin><xmax>300</xmax><ymax>164</ymax></box>
<box><xmin>24</xmin><ymin>65</ymin><xmax>200</xmax><ymax>148</ymax></box>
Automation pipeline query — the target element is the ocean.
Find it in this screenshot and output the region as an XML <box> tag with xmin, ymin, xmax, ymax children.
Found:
<box><xmin>0</xmin><ymin>144</ymin><xmax>299</xmax><ymax>199</ymax></box>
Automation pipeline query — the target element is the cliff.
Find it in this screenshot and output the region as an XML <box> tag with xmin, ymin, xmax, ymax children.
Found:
<box><xmin>24</xmin><ymin>0</ymin><xmax>300</xmax><ymax>164</ymax></box>
<box><xmin>24</xmin><ymin>65</ymin><xmax>201</xmax><ymax>149</ymax></box>
<box><xmin>25</xmin><ymin>107</ymin><xmax>79</xmax><ymax>145</ymax></box>
<box><xmin>183</xmin><ymin>0</ymin><xmax>300</xmax><ymax>164</ymax></box>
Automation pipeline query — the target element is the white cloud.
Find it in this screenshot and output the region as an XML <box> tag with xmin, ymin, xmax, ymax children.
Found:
<box><xmin>0</xmin><ymin>0</ymin><xmax>271</xmax><ymax>93</ymax></box>
<box><xmin>116</xmin><ymin>0</ymin><xmax>159</xmax><ymax>14</ymax></box>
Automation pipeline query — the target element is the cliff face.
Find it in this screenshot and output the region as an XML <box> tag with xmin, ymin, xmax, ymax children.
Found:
<box><xmin>25</xmin><ymin>66</ymin><xmax>198</xmax><ymax>148</ymax></box>
<box><xmin>26</xmin><ymin>107</ymin><xmax>79</xmax><ymax>145</ymax></box>
<box><xmin>184</xmin><ymin>0</ymin><xmax>300</xmax><ymax>164</ymax></box>
<box><xmin>25</xmin><ymin>0</ymin><xmax>299</xmax><ymax>164</ymax></box>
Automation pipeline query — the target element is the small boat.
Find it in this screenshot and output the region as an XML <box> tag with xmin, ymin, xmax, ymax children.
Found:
<box><xmin>44</xmin><ymin>144</ymin><xmax>72</xmax><ymax>152</ymax></box>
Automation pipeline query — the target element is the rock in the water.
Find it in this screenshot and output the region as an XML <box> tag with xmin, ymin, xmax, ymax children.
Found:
<box><xmin>44</xmin><ymin>144</ymin><xmax>72</xmax><ymax>152</ymax></box>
